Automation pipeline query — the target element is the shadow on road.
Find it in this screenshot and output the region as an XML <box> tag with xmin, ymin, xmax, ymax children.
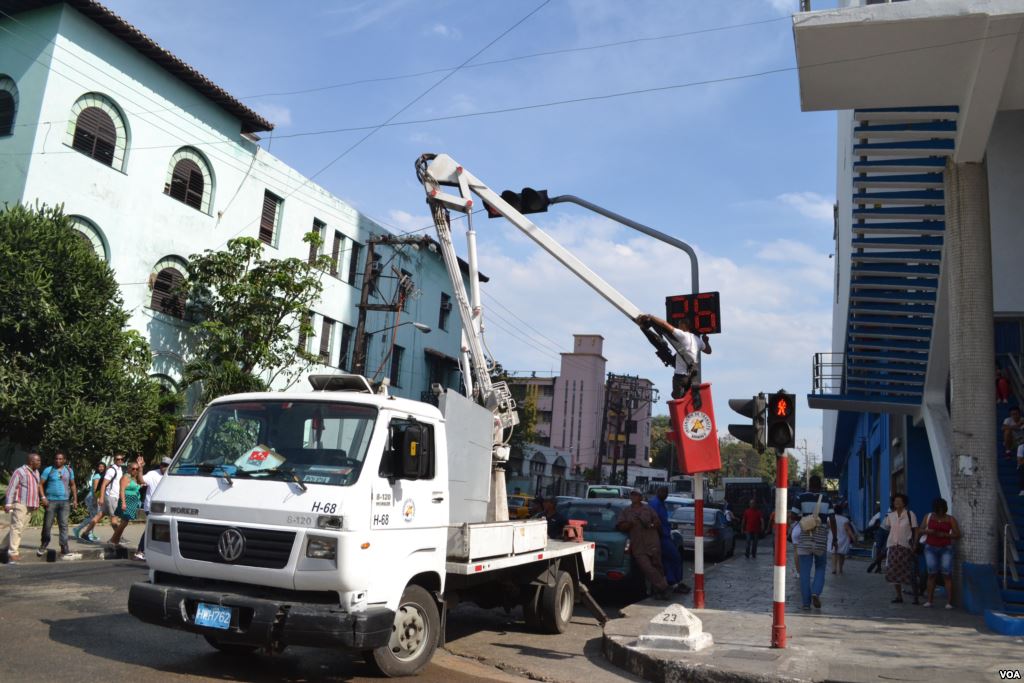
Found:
<box><xmin>44</xmin><ymin>612</ymin><xmax>381</xmax><ymax>682</ymax></box>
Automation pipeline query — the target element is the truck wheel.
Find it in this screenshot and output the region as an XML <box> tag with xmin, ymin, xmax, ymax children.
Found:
<box><xmin>371</xmin><ymin>584</ymin><xmax>439</xmax><ymax>677</ymax></box>
<box><xmin>539</xmin><ymin>570</ymin><xmax>574</xmax><ymax>634</ymax></box>
<box><xmin>203</xmin><ymin>635</ymin><xmax>260</xmax><ymax>655</ymax></box>
<box><xmin>522</xmin><ymin>584</ymin><xmax>543</xmax><ymax>631</ymax></box>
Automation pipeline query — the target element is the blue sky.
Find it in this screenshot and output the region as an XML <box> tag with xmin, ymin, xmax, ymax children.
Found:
<box><xmin>103</xmin><ymin>0</ymin><xmax>843</xmax><ymax>463</ymax></box>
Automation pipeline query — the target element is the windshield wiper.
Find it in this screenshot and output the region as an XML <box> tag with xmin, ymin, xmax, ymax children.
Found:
<box><xmin>254</xmin><ymin>466</ymin><xmax>307</xmax><ymax>493</ymax></box>
<box><xmin>196</xmin><ymin>461</ymin><xmax>233</xmax><ymax>487</ymax></box>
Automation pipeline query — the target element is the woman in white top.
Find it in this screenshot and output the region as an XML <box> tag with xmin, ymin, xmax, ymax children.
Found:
<box><xmin>831</xmin><ymin>504</ymin><xmax>857</xmax><ymax>575</ymax></box>
<box><xmin>881</xmin><ymin>493</ymin><xmax>919</xmax><ymax>604</ymax></box>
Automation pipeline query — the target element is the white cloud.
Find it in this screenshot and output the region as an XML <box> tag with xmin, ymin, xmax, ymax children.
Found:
<box><xmin>324</xmin><ymin>0</ymin><xmax>413</xmax><ymax>35</ymax></box>
<box><xmin>429</xmin><ymin>23</ymin><xmax>462</xmax><ymax>40</ymax></box>
<box><xmin>765</xmin><ymin>0</ymin><xmax>797</xmax><ymax>13</ymax></box>
<box><xmin>777</xmin><ymin>192</ymin><xmax>834</xmax><ymax>222</ymax></box>
<box><xmin>470</xmin><ymin>214</ymin><xmax>830</xmax><ymax>453</ymax></box>
<box><xmin>251</xmin><ymin>102</ymin><xmax>292</xmax><ymax>127</ymax></box>
<box><xmin>388</xmin><ymin>209</ymin><xmax>432</xmax><ymax>232</ymax></box>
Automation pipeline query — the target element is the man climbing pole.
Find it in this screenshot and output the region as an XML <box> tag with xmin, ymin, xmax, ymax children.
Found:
<box><xmin>636</xmin><ymin>313</ymin><xmax>711</xmax><ymax>399</ymax></box>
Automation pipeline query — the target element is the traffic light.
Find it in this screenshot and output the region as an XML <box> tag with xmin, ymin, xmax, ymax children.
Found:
<box><xmin>728</xmin><ymin>393</ymin><xmax>767</xmax><ymax>454</ymax></box>
<box><xmin>767</xmin><ymin>390</ymin><xmax>796</xmax><ymax>451</ymax></box>
<box><xmin>486</xmin><ymin>187</ymin><xmax>550</xmax><ymax>217</ymax></box>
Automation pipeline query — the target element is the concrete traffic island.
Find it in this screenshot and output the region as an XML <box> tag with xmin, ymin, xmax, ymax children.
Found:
<box><xmin>603</xmin><ymin>548</ymin><xmax>1020</xmax><ymax>683</ymax></box>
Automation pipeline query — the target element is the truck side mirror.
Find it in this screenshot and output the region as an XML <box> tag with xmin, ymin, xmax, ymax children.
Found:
<box><xmin>399</xmin><ymin>424</ymin><xmax>430</xmax><ymax>480</ymax></box>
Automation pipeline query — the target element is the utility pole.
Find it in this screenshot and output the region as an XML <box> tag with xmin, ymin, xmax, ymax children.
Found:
<box><xmin>351</xmin><ymin>235</ymin><xmax>428</xmax><ymax>376</ymax></box>
<box><xmin>596</xmin><ymin>373</ymin><xmax>611</xmax><ymax>483</ymax></box>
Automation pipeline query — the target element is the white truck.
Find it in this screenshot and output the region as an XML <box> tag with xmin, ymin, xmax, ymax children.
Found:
<box><xmin>128</xmin><ymin>154</ymin><xmax>666</xmax><ymax>675</ymax></box>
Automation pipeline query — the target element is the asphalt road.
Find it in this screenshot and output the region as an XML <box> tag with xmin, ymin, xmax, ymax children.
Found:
<box><xmin>0</xmin><ymin>560</ymin><xmax>524</xmax><ymax>682</ymax></box>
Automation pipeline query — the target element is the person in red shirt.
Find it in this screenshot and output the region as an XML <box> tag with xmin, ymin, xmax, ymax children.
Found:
<box><xmin>742</xmin><ymin>499</ymin><xmax>765</xmax><ymax>559</ymax></box>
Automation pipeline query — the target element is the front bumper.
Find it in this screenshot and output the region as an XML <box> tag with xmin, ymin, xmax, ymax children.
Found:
<box><xmin>128</xmin><ymin>580</ymin><xmax>393</xmax><ymax>650</ymax></box>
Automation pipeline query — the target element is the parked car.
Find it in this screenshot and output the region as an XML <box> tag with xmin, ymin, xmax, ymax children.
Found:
<box><xmin>663</xmin><ymin>496</ymin><xmax>694</xmax><ymax>514</ymax></box>
<box><xmin>563</xmin><ymin>499</ymin><xmax>639</xmax><ymax>588</ymax></box>
<box><xmin>506</xmin><ymin>495</ymin><xmax>531</xmax><ymax>519</ymax></box>
<box><xmin>555</xmin><ymin>495</ymin><xmax>582</xmax><ymax>513</ymax></box>
<box><xmin>586</xmin><ymin>484</ymin><xmax>632</xmax><ymax>499</ymax></box>
<box><xmin>669</xmin><ymin>506</ymin><xmax>736</xmax><ymax>562</ymax></box>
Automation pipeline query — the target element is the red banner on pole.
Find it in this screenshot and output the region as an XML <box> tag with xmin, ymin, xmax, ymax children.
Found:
<box><xmin>667</xmin><ymin>383</ymin><xmax>722</xmax><ymax>474</ymax></box>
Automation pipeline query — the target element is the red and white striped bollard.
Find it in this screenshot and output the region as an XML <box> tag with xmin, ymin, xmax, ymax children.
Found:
<box><xmin>693</xmin><ymin>472</ymin><xmax>705</xmax><ymax>608</ymax></box>
<box><xmin>772</xmin><ymin>453</ymin><xmax>788</xmax><ymax>648</ymax></box>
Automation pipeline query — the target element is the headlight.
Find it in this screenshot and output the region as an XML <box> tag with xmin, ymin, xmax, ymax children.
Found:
<box><xmin>151</xmin><ymin>522</ymin><xmax>171</xmax><ymax>543</ymax></box>
<box><xmin>151</xmin><ymin>502</ymin><xmax>165</xmax><ymax>514</ymax></box>
<box><xmin>306</xmin><ymin>536</ymin><xmax>337</xmax><ymax>560</ymax></box>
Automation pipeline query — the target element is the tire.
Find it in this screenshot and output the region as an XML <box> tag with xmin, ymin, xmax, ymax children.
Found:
<box><xmin>203</xmin><ymin>635</ymin><xmax>260</xmax><ymax>656</ymax></box>
<box><xmin>539</xmin><ymin>570</ymin><xmax>574</xmax><ymax>634</ymax></box>
<box><xmin>371</xmin><ymin>584</ymin><xmax>440</xmax><ymax>677</ymax></box>
<box><xmin>522</xmin><ymin>584</ymin><xmax>543</xmax><ymax>631</ymax></box>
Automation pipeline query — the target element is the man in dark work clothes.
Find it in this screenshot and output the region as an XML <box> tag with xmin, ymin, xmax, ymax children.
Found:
<box><xmin>616</xmin><ymin>489</ymin><xmax>671</xmax><ymax>600</ymax></box>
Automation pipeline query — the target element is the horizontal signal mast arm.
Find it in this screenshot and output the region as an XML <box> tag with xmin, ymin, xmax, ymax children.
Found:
<box><xmin>421</xmin><ymin>154</ymin><xmax>643</xmax><ymax>321</ymax></box>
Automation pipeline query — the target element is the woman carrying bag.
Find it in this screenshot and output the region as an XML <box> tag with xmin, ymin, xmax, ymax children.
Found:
<box><xmin>881</xmin><ymin>493</ymin><xmax>918</xmax><ymax>604</ymax></box>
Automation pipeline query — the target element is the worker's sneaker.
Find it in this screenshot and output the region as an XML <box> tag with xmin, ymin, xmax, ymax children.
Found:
<box><xmin>133</xmin><ymin>552</ymin><xmax>146</xmax><ymax>561</ymax></box>
<box><xmin>36</xmin><ymin>547</ymin><xmax>47</xmax><ymax>557</ymax></box>
<box><xmin>60</xmin><ymin>552</ymin><xmax>81</xmax><ymax>561</ymax></box>
<box><xmin>673</xmin><ymin>583</ymin><xmax>692</xmax><ymax>594</ymax></box>
<box><xmin>811</xmin><ymin>594</ymin><xmax>822</xmax><ymax>608</ymax></box>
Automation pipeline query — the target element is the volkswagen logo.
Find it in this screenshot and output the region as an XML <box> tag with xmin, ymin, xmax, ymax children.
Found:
<box><xmin>217</xmin><ymin>528</ymin><xmax>246</xmax><ymax>563</ymax></box>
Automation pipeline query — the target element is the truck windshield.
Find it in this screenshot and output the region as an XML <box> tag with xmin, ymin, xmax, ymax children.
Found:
<box><xmin>170</xmin><ymin>400</ymin><xmax>377</xmax><ymax>487</ymax></box>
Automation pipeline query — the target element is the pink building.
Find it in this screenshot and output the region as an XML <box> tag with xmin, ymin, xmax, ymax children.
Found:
<box><xmin>507</xmin><ymin>335</ymin><xmax>654</xmax><ymax>477</ymax></box>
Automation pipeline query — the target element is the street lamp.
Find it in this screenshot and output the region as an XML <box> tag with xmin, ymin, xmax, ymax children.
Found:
<box><xmin>366</xmin><ymin>321</ymin><xmax>432</xmax><ymax>335</ymax></box>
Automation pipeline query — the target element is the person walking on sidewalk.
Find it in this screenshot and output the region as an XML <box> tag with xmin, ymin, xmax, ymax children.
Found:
<box><xmin>1004</xmin><ymin>406</ymin><xmax>1024</xmax><ymax>459</ymax></box>
<box><xmin>36</xmin><ymin>451</ymin><xmax>79</xmax><ymax>560</ymax></box>
<box><xmin>109</xmin><ymin>460</ymin><xmax>144</xmax><ymax>546</ymax></box>
<box><xmin>742</xmin><ymin>499</ymin><xmax>764</xmax><ymax>558</ymax></box>
<box><xmin>865</xmin><ymin>505</ymin><xmax>888</xmax><ymax>574</ymax></box>
<box><xmin>77</xmin><ymin>454</ymin><xmax>125</xmax><ymax>541</ymax></box>
<box><xmin>831</xmin><ymin>504</ymin><xmax>856</xmax><ymax>575</ymax></box>
<box><xmin>882</xmin><ymin>493</ymin><xmax>919</xmax><ymax>605</ymax></box>
<box><xmin>135</xmin><ymin>456</ymin><xmax>171</xmax><ymax>560</ymax></box>
<box><xmin>796</xmin><ymin>475</ymin><xmax>837</xmax><ymax>610</ymax></box>
<box><xmin>2</xmin><ymin>452</ymin><xmax>41</xmax><ymax>563</ymax></box>
<box><xmin>617</xmin><ymin>489</ymin><xmax>671</xmax><ymax>600</ymax></box>
<box><xmin>920</xmin><ymin>497</ymin><xmax>961</xmax><ymax>609</ymax></box>
<box><xmin>73</xmin><ymin>461</ymin><xmax>105</xmax><ymax>542</ymax></box>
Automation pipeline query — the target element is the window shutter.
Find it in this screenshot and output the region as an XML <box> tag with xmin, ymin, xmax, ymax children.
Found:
<box><xmin>330</xmin><ymin>231</ymin><xmax>343</xmax><ymax>276</ymax></box>
<box><xmin>319</xmin><ymin>317</ymin><xmax>334</xmax><ymax>363</ymax></box>
<box><xmin>348</xmin><ymin>242</ymin><xmax>362</xmax><ymax>285</ymax></box>
<box><xmin>259</xmin><ymin>191</ymin><xmax>279</xmax><ymax>245</ymax></box>
<box><xmin>0</xmin><ymin>92</ymin><xmax>14</xmax><ymax>136</ymax></box>
<box><xmin>308</xmin><ymin>219</ymin><xmax>325</xmax><ymax>264</ymax></box>
<box><xmin>166</xmin><ymin>158</ymin><xmax>204</xmax><ymax>210</ymax></box>
<box><xmin>151</xmin><ymin>268</ymin><xmax>185</xmax><ymax>318</ymax></box>
<box><xmin>390</xmin><ymin>345</ymin><xmax>405</xmax><ymax>387</ymax></box>
<box><xmin>72</xmin><ymin>107</ymin><xmax>116</xmax><ymax>166</ymax></box>
<box><xmin>339</xmin><ymin>324</ymin><xmax>354</xmax><ymax>370</ymax></box>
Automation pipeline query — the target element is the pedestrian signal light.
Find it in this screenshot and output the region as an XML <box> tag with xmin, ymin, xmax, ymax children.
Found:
<box><xmin>767</xmin><ymin>390</ymin><xmax>796</xmax><ymax>451</ymax></box>
<box><xmin>727</xmin><ymin>393</ymin><xmax>767</xmax><ymax>454</ymax></box>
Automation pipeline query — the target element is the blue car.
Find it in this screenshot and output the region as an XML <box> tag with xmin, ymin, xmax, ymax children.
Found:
<box><xmin>562</xmin><ymin>499</ymin><xmax>639</xmax><ymax>587</ymax></box>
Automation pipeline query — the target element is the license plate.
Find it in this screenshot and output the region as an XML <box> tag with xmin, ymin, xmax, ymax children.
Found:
<box><xmin>195</xmin><ymin>602</ymin><xmax>232</xmax><ymax>630</ymax></box>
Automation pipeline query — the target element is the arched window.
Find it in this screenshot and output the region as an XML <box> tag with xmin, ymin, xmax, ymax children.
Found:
<box><xmin>163</xmin><ymin>147</ymin><xmax>213</xmax><ymax>213</ymax></box>
<box><xmin>149</xmin><ymin>257</ymin><xmax>187</xmax><ymax>319</ymax></box>
<box><xmin>66</xmin><ymin>93</ymin><xmax>128</xmax><ymax>170</ymax></box>
<box><xmin>0</xmin><ymin>76</ymin><xmax>17</xmax><ymax>137</ymax></box>
<box><xmin>68</xmin><ymin>215</ymin><xmax>109</xmax><ymax>262</ymax></box>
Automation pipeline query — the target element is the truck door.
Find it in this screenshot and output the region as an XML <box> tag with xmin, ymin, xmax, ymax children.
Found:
<box><xmin>367</xmin><ymin>416</ymin><xmax>448</xmax><ymax>605</ymax></box>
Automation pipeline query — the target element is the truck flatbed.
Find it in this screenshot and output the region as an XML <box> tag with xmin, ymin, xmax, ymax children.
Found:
<box><xmin>445</xmin><ymin>540</ymin><xmax>596</xmax><ymax>575</ymax></box>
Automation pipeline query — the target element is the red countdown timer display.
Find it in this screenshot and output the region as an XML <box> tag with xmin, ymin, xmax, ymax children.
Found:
<box><xmin>666</xmin><ymin>291</ymin><xmax>721</xmax><ymax>335</ymax></box>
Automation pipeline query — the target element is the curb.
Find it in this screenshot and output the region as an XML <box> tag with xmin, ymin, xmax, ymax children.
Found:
<box><xmin>1</xmin><ymin>542</ymin><xmax>135</xmax><ymax>565</ymax></box>
<box><xmin>602</xmin><ymin>633</ymin><xmax>799</xmax><ymax>683</ymax></box>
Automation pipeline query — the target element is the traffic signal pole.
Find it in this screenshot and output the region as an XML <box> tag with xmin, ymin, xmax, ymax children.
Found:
<box><xmin>693</xmin><ymin>472</ymin><xmax>706</xmax><ymax>609</ymax></box>
<box><xmin>772</xmin><ymin>452</ymin><xmax>788</xmax><ymax>648</ymax></box>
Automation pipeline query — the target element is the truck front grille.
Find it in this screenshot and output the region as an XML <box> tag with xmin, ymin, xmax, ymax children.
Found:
<box><xmin>177</xmin><ymin>522</ymin><xmax>295</xmax><ymax>569</ymax></box>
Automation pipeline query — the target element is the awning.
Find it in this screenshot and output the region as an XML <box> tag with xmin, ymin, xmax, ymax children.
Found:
<box><xmin>424</xmin><ymin>347</ymin><xmax>460</xmax><ymax>365</ymax></box>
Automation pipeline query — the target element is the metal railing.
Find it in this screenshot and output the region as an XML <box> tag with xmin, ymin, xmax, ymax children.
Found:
<box><xmin>812</xmin><ymin>352</ymin><xmax>845</xmax><ymax>395</ymax></box>
<box><xmin>1002</xmin><ymin>353</ymin><xmax>1024</xmax><ymax>404</ymax></box>
<box><xmin>998</xmin><ymin>488</ymin><xmax>1019</xmax><ymax>589</ymax></box>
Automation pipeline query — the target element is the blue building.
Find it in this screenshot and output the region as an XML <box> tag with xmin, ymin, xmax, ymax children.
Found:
<box><xmin>795</xmin><ymin>0</ymin><xmax>1024</xmax><ymax>615</ymax></box>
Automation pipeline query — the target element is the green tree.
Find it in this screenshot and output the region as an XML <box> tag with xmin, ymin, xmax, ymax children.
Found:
<box><xmin>0</xmin><ymin>204</ymin><xmax>170</xmax><ymax>474</ymax></box>
<box><xmin>181</xmin><ymin>235</ymin><xmax>331</xmax><ymax>406</ymax></box>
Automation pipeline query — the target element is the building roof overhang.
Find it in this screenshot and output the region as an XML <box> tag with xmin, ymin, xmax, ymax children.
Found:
<box><xmin>1</xmin><ymin>0</ymin><xmax>274</xmax><ymax>134</ymax></box>
<box><xmin>793</xmin><ymin>0</ymin><xmax>1024</xmax><ymax>161</ymax></box>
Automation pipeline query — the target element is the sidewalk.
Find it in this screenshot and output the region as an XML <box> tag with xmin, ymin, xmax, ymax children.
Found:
<box><xmin>604</xmin><ymin>548</ymin><xmax>1020</xmax><ymax>682</ymax></box>
<box><xmin>0</xmin><ymin>518</ymin><xmax>145</xmax><ymax>564</ymax></box>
